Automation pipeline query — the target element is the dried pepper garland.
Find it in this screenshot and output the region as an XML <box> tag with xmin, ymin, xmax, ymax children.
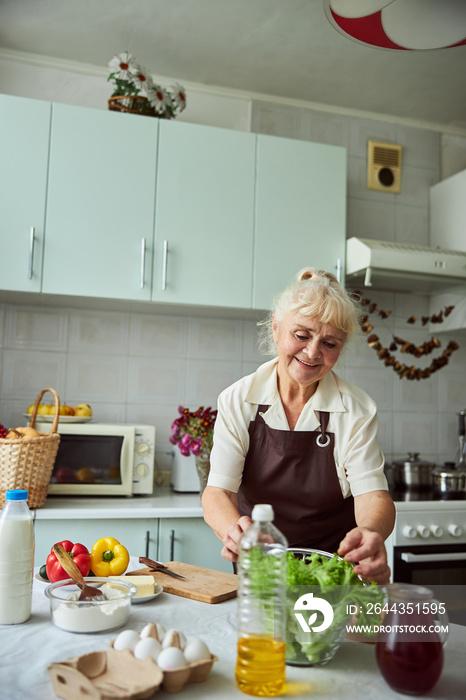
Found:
<box><xmin>407</xmin><ymin>306</ymin><xmax>454</xmax><ymax>325</ymax></box>
<box><xmin>388</xmin><ymin>336</ymin><xmax>441</xmax><ymax>358</ymax></box>
<box><xmin>355</xmin><ymin>295</ymin><xmax>459</xmax><ymax>380</ymax></box>
<box><xmin>358</xmin><ymin>297</ymin><xmax>455</xmax><ymax>325</ymax></box>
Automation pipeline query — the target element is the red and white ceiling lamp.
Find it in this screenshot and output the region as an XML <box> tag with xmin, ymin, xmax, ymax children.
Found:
<box><xmin>323</xmin><ymin>0</ymin><xmax>466</xmax><ymax>51</ymax></box>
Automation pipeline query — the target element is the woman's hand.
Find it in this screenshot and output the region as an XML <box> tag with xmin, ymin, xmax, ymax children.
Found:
<box><xmin>340</xmin><ymin>490</ymin><xmax>395</xmax><ymax>584</ymax></box>
<box><xmin>221</xmin><ymin>515</ymin><xmax>253</xmax><ymax>562</ymax></box>
<box><xmin>337</xmin><ymin>527</ymin><xmax>390</xmax><ymax>584</ymax></box>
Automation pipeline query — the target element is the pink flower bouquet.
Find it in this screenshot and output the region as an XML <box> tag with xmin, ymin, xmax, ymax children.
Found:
<box><xmin>170</xmin><ymin>406</ymin><xmax>217</xmax><ymax>457</ymax></box>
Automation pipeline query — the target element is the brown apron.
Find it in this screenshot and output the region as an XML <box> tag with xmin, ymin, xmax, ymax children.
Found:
<box><xmin>237</xmin><ymin>405</ymin><xmax>357</xmax><ymax>553</ymax></box>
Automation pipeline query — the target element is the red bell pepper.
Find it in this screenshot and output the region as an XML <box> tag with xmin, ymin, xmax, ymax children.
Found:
<box><xmin>46</xmin><ymin>539</ymin><xmax>91</xmax><ymax>582</ymax></box>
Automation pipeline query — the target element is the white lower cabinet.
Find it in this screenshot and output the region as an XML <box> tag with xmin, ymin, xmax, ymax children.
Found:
<box><xmin>158</xmin><ymin>517</ymin><xmax>232</xmax><ymax>573</ymax></box>
<box><xmin>34</xmin><ymin>518</ymin><xmax>157</xmax><ymax>568</ymax></box>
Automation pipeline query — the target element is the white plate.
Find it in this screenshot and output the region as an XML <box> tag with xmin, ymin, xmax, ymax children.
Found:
<box><xmin>24</xmin><ymin>414</ymin><xmax>93</xmax><ymax>423</ymax></box>
<box><xmin>35</xmin><ymin>574</ymin><xmax>163</xmax><ymax>603</ymax></box>
<box><xmin>131</xmin><ymin>584</ymin><xmax>164</xmax><ymax>604</ymax></box>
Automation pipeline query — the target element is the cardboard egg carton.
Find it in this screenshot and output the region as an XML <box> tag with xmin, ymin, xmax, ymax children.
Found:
<box><xmin>157</xmin><ymin>652</ymin><xmax>217</xmax><ymax>693</ymax></box>
<box><xmin>48</xmin><ymin>646</ymin><xmax>217</xmax><ymax>698</ymax></box>
<box><xmin>48</xmin><ymin>649</ymin><xmax>163</xmax><ymax>700</ymax></box>
<box><xmin>109</xmin><ymin>629</ymin><xmax>217</xmax><ymax>694</ymax></box>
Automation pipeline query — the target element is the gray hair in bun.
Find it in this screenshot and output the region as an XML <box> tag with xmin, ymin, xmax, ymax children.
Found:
<box><xmin>258</xmin><ymin>267</ymin><xmax>362</xmax><ymax>356</ymax></box>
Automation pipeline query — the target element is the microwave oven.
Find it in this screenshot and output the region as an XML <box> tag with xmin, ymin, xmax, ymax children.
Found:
<box><xmin>39</xmin><ymin>423</ymin><xmax>156</xmax><ymax>496</ymax></box>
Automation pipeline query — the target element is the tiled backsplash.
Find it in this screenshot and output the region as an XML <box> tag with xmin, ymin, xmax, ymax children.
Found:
<box><xmin>1</xmin><ymin>295</ymin><xmax>465</xmax><ymax>473</ymax></box>
<box><xmin>0</xmin><ymin>304</ymin><xmax>264</xmax><ymax>472</ymax></box>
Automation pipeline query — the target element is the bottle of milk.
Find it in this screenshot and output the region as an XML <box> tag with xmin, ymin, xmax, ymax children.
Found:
<box><xmin>0</xmin><ymin>489</ymin><xmax>34</xmax><ymax>624</ymax></box>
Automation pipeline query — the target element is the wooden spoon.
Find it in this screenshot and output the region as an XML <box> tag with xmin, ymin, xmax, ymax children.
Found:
<box><xmin>52</xmin><ymin>544</ymin><xmax>105</xmax><ymax>601</ymax></box>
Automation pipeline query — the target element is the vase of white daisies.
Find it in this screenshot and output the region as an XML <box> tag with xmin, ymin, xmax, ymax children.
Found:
<box><xmin>107</xmin><ymin>51</ymin><xmax>187</xmax><ymax>119</ymax></box>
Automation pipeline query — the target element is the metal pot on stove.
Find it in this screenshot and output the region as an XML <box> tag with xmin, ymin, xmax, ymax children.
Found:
<box><xmin>390</xmin><ymin>452</ymin><xmax>435</xmax><ymax>490</ymax></box>
<box><xmin>431</xmin><ymin>462</ymin><xmax>466</xmax><ymax>498</ymax></box>
<box><xmin>432</xmin><ymin>409</ymin><xmax>466</xmax><ymax>497</ymax></box>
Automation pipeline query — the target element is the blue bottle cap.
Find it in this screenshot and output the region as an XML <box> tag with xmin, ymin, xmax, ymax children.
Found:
<box><xmin>5</xmin><ymin>489</ymin><xmax>28</xmax><ymax>500</ymax></box>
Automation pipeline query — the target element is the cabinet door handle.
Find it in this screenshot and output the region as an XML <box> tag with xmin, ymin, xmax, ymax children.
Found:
<box><xmin>364</xmin><ymin>267</ymin><xmax>373</xmax><ymax>287</ymax></box>
<box><xmin>145</xmin><ymin>530</ymin><xmax>150</xmax><ymax>558</ymax></box>
<box><xmin>162</xmin><ymin>240</ymin><xmax>168</xmax><ymax>291</ymax></box>
<box><xmin>170</xmin><ymin>529</ymin><xmax>175</xmax><ymax>561</ymax></box>
<box><xmin>336</xmin><ymin>257</ymin><xmax>341</xmax><ymax>283</ymax></box>
<box><xmin>28</xmin><ymin>227</ymin><xmax>35</xmax><ymax>280</ymax></box>
<box><xmin>140</xmin><ymin>237</ymin><xmax>146</xmax><ymax>289</ymax></box>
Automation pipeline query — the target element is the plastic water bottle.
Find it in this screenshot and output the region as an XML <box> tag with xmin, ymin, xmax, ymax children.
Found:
<box><xmin>0</xmin><ymin>489</ymin><xmax>34</xmax><ymax>624</ymax></box>
<box><xmin>235</xmin><ymin>504</ymin><xmax>288</xmax><ymax>697</ymax></box>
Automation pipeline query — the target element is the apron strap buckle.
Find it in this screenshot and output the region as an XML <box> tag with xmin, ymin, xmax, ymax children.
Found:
<box><xmin>316</xmin><ymin>410</ymin><xmax>331</xmax><ymax>447</ymax></box>
<box><xmin>316</xmin><ymin>433</ymin><xmax>331</xmax><ymax>447</ymax></box>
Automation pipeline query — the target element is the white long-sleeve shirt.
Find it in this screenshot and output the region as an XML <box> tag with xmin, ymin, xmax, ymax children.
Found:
<box><xmin>207</xmin><ymin>358</ymin><xmax>388</xmax><ymax>499</ymax></box>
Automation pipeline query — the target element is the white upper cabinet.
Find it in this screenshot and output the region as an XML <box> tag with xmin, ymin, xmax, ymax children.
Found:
<box><xmin>42</xmin><ymin>103</ymin><xmax>158</xmax><ymax>300</ymax></box>
<box><xmin>152</xmin><ymin>120</ymin><xmax>256</xmax><ymax>308</ymax></box>
<box><xmin>430</xmin><ymin>169</ymin><xmax>466</xmax><ymax>252</ymax></box>
<box><xmin>1</xmin><ymin>95</ymin><xmax>348</xmax><ymax>311</ymax></box>
<box><xmin>252</xmin><ymin>134</ymin><xmax>347</xmax><ymax>310</ymax></box>
<box><xmin>0</xmin><ymin>94</ymin><xmax>51</xmax><ymax>292</ymax></box>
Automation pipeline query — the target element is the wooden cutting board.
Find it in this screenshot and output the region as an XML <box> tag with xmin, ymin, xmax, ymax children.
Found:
<box><xmin>126</xmin><ymin>562</ymin><xmax>238</xmax><ymax>604</ymax></box>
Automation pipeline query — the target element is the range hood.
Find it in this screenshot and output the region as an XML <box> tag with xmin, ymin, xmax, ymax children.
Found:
<box><xmin>346</xmin><ymin>238</ymin><xmax>466</xmax><ymax>293</ymax></box>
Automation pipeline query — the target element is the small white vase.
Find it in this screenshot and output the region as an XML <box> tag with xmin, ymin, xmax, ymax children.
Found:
<box><xmin>171</xmin><ymin>452</ymin><xmax>200</xmax><ymax>492</ymax></box>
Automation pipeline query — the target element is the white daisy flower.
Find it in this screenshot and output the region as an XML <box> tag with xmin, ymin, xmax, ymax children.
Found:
<box><xmin>168</xmin><ymin>83</ymin><xmax>187</xmax><ymax>112</ymax></box>
<box><xmin>147</xmin><ymin>85</ymin><xmax>171</xmax><ymax>114</ymax></box>
<box><xmin>108</xmin><ymin>51</ymin><xmax>140</xmax><ymax>81</ymax></box>
<box><xmin>107</xmin><ymin>52</ymin><xmax>187</xmax><ymax>118</ymax></box>
<box><xmin>131</xmin><ymin>65</ymin><xmax>151</xmax><ymax>93</ymax></box>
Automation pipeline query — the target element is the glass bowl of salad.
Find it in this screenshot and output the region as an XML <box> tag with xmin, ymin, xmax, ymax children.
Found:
<box><xmin>285</xmin><ymin>548</ymin><xmax>379</xmax><ymax>667</ymax></box>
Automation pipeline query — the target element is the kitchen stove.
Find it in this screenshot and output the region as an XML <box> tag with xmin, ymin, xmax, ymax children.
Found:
<box><xmin>386</xmin><ymin>481</ymin><xmax>466</xmax><ymax>625</ymax></box>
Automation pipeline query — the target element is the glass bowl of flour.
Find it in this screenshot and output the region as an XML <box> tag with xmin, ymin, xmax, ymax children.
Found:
<box><xmin>45</xmin><ymin>578</ymin><xmax>137</xmax><ymax>633</ymax></box>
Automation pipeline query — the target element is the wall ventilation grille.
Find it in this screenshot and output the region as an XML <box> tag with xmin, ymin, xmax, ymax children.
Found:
<box><xmin>367</xmin><ymin>140</ymin><xmax>402</xmax><ymax>193</ymax></box>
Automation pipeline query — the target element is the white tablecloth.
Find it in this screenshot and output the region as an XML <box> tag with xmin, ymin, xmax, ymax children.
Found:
<box><xmin>0</xmin><ymin>561</ymin><xmax>465</xmax><ymax>700</ymax></box>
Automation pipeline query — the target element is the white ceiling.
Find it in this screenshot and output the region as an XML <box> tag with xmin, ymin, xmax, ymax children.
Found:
<box><xmin>1</xmin><ymin>0</ymin><xmax>466</xmax><ymax>131</ymax></box>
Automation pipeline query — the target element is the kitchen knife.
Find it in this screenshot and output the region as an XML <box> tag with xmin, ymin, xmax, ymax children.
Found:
<box><xmin>138</xmin><ymin>556</ymin><xmax>186</xmax><ymax>579</ymax></box>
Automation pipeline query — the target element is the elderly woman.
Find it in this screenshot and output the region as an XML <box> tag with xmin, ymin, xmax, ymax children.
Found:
<box><xmin>202</xmin><ymin>268</ymin><xmax>395</xmax><ymax>584</ymax></box>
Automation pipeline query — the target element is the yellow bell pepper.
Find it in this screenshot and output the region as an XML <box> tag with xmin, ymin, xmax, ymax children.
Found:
<box><xmin>90</xmin><ymin>537</ymin><xmax>130</xmax><ymax>577</ymax></box>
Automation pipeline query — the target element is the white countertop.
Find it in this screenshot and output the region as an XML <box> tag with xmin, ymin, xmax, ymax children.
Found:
<box><xmin>32</xmin><ymin>489</ymin><xmax>204</xmax><ymax>520</ymax></box>
<box><xmin>33</xmin><ymin>491</ymin><xmax>466</xmax><ymax>520</ymax></box>
<box><xmin>1</xmin><ymin>564</ymin><xmax>465</xmax><ymax>700</ymax></box>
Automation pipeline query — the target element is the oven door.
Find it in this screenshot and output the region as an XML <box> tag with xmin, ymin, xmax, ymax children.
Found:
<box><xmin>393</xmin><ymin>543</ymin><xmax>466</xmax><ymax>625</ymax></box>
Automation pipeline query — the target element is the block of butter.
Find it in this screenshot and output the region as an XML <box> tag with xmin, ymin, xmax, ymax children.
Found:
<box><xmin>106</xmin><ymin>575</ymin><xmax>156</xmax><ymax>598</ymax></box>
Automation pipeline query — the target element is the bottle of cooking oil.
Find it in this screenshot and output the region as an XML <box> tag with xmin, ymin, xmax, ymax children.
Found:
<box><xmin>235</xmin><ymin>504</ymin><xmax>288</xmax><ymax>697</ymax></box>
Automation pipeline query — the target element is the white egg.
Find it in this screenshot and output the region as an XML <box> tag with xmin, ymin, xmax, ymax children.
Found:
<box><xmin>183</xmin><ymin>637</ymin><xmax>211</xmax><ymax>662</ymax></box>
<box><xmin>156</xmin><ymin>646</ymin><xmax>187</xmax><ymax>670</ymax></box>
<box><xmin>162</xmin><ymin>628</ymin><xmax>186</xmax><ymax>649</ymax></box>
<box><xmin>113</xmin><ymin>629</ymin><xmax>140</xmax><ymax>651</ymax></box>
<box><xmin>134</xmin><ymin>637</ymin><xmax>162</xmax><ymax>661</ymax></box>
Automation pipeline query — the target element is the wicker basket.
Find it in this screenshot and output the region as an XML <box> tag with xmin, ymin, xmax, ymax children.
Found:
<box><xmin>108</xmin><ymin>95</ymin><xmax>156</xmax><ymax>116</ymax></box>
<box><xmin>0</xmin><ymin>388</ymin><xmax>61</xmax><ymax>509</ymax></box>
